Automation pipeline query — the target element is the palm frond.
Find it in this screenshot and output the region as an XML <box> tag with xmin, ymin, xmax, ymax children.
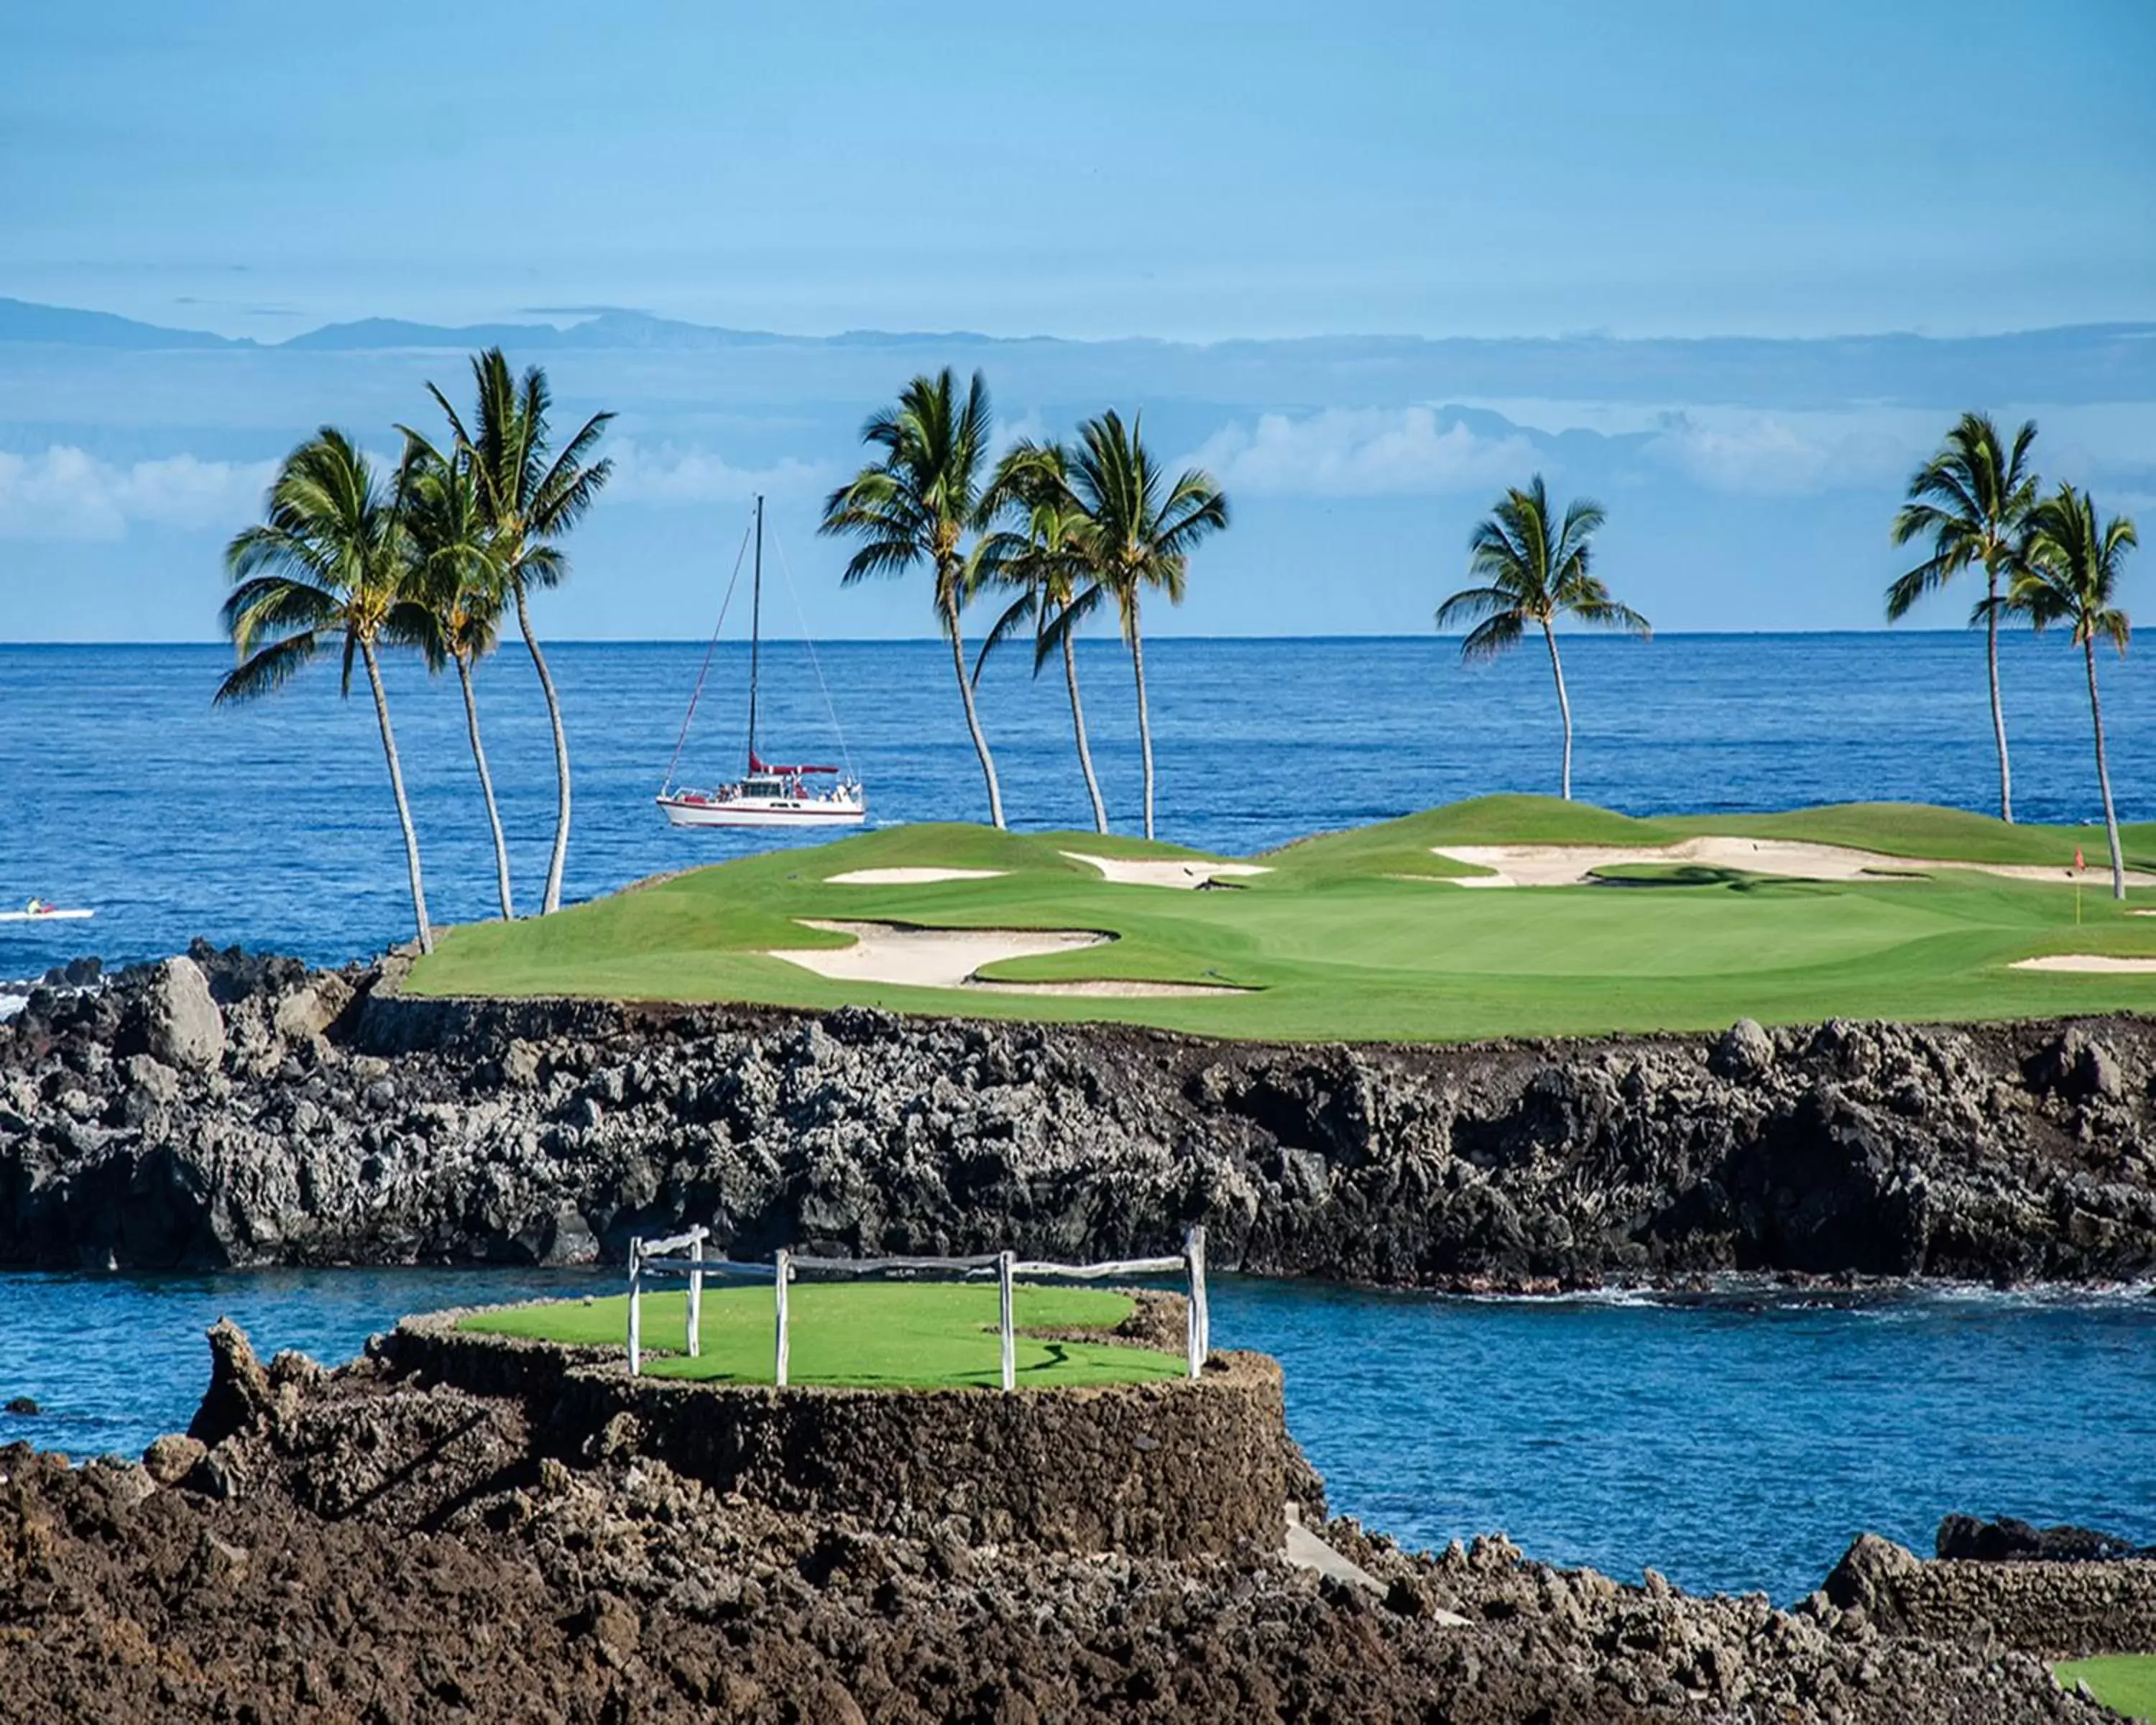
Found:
<box><xmin>213</xmin><ymin>629</ymin><xmax>321</xmax><ymax>706</ymax></box>
<box><xmin>971</xmin><ymin>589</ymin><xmax>1041</xmax><ymax>685</ymax></box>
<box><xmin>1435</xmin><ymin>584</ymin><xmax>1516</xmax><ymax>630</ymax></box>
<box><xmin>1568</xmin><ymin>597</ymin><xmax>1651</xmax><ymax>638</ymax></box>
<box><xmin>1459</xmin><ymin>611</ymin><xmax>1527</xmax><ymax>663</ymax></box>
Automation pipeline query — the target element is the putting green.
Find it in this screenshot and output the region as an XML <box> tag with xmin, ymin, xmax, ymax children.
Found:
<box><xmin>460</xmin><ymin>1282</ymin><xmax>1184</xmax><ymax>1389</ymax></box>
<box><xmin>2056</xmin><ymin>1654</ymin><xmax>2156</xmax><ymax>1720</ymax></box>
<box><xmin>407</xmin><ymin>796</ymin><xmax>2156</xmax><ymax>1042</ymax></box>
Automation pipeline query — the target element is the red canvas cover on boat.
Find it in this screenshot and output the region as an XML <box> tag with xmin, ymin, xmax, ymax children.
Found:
<box><xmin>748</xmin><ymin>752</ymin><xmax>838</xmax><ymax>774</ymax></box>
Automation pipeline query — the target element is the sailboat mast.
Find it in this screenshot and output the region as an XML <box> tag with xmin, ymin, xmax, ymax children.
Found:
<box><xmin>746</xmin><ymin>494</ymin><xmax>763</xmax><ymax>768</ymax></box>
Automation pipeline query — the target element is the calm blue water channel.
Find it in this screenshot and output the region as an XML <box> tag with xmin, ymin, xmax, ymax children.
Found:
<box><xmin>1</xmin><ymin>1267</ymin><xmax>2150</xmax><ymax>1604</ymax></box>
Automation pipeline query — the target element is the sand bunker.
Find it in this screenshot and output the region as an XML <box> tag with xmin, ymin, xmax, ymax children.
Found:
<box><xmin>768</xmin><ymin>920</ymin><xmax>1239</xmax><ymax>998</ymax></box>
<box><xmin>2009</xmin><ymin>954</ymin><xmax>2156</xmax><ymax>974</ymax></box>
<box><xmin>1434</xmin><ymin>837</ymin><xmax>2156</xmax><ymax>890</ymax></box>
<box><xmin>824</xmin><ymin>867</ymin><xmax>1007</xmax><ymax>886</ymax></box>
<box><xmin>1063</xmin><ymin>852</ymin><xmax>1271</xmax><ymax>889</ymax></box>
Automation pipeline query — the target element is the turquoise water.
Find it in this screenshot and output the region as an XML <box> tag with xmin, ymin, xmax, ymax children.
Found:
<box><xmin>2</xmin><ymin>1267</ymin><xmax>2149</xmax><ymax>1603</ymax></box>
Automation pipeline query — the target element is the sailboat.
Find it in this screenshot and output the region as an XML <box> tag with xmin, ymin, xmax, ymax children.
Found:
<box><xmin>655</xmin><ymin>495</ymin><xmax>866</xmax><ymax>830</ymax></box>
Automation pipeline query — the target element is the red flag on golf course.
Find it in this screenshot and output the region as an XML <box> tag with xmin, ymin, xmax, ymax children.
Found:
<box><xmin>2076</xmin><ymin>847</ymin><xmax>2086</xmax><ymax>872</ymax></box>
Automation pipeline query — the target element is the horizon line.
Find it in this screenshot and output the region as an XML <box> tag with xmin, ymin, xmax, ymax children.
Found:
<box><xmin>0</xmin><ymin>628</ymin><xmax>2063</xmax><ymax>650</ymax></box>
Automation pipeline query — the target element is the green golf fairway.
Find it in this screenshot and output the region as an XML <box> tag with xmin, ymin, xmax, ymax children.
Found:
<box><xmin>407</xmin><ymin>796</ymin><xmax>2156</xmax><ymax>1042</ymax></box>
<box><xmin>460</xmin><ymin>1282</ymin><xmax>1184</xmax><ymax>1388</ymax></box>
<box><xmin>2057</xmin><ymin>1654</ymin><xmax>2156</xmax><ymax>1720</ymax></box>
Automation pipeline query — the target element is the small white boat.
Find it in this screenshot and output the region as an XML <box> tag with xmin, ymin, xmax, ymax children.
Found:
<box><xmin>658</xmin><ymin>495</ymin><xmax>866</xmax><ymax>831</ymax></box>
<box><xmin>659</xmin><ymin>760</ymin><xmax>865</xmax><ymax>829</ymax></box>
<box><xmin>0</xmin><ymin>901</ymin><xmax>93</xmax><ymax>922</ymax></box>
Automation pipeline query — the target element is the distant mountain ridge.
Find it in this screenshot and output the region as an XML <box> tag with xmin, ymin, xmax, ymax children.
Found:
<box><xmin>4</xmin><ymin>297</ymin><xmax>2153</xmax><ymax>406</ymax></box>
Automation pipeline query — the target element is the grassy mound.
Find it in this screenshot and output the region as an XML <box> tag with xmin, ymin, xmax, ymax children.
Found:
<box><xmin>2056</xmin><ymin>1654</ymin><xmax>2156</xmax><ymax>1720</ymax></box>
<box><xmin>461</xmin><ymin>1282</ymin><xmax>1184</xmax><ymax>1389</ymax></box>
<box><xmin>407</xmin><ymin>798</ymin><xmax>2156</xmax><ymax>1042</ymax></box>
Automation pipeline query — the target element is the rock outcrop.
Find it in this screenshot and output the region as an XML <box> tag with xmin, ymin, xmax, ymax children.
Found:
<box><xmin>0</xmin><ymin>1323</ymin><xmax>2109</xmax><ymax>1722</ymax></box>
<box><xmin>4</xmin><ymin>946</ymin><xmax>2156</xmax><ymax>1282</ymax></box>
<box><xmin>1816</xmin><ymin>1530</ymin><xmax>2156</xmax><ymax>1658</ymax></box>
<box><xmin>1936</xmin><ymin>1514</ymin><xmax>2156</xmax><ymax>1563</ymax></box>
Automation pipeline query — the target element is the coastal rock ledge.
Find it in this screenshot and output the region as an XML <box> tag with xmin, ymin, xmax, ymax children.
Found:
<box><xmin>4</xmin><ymin>946</ymin><xmax>2156</xmax><ymax>1283</ymax></box>
<box><xmin>0</xmin><ymin>1320</ymin><xmax>2115</xmax><ymax>1722</ymax></box>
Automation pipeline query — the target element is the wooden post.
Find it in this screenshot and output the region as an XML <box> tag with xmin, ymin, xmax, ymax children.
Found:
<box><xmin>773</xmin><ymin>1248</ymin><xmax>791</xmax><ymax>1388</ymax></box>
<box><xmin>627</xmin><ymin>1237</ymin><xmax>643</xmax><ymax>1378</ymax></box>
<box><xmin>1184</xmin><ymin>1224</ymin><xmax>1208</xmax><ymax>1379</ymax></box>
<box><xmin>998</xmin><ymin>1249</ymin><xmax>1016</xmax><ymax>1392</ymax></box>
<box><xmin>686</xmin><ymin>1231</ymin><xmax>704</xmax><ymax>1359</ymax></box>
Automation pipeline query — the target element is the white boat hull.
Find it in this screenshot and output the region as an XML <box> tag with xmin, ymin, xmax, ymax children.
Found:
<box><xmin>0</xmin><ymin>908</ymin><xmax>93</xmax><ymax>922</ymax></box>
<box><xmin>658</xmin><ymin>795</ymin><xmax>866</xmax><ymax>830</ymax></box>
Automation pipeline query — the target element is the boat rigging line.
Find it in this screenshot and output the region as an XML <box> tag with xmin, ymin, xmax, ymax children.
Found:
<box><xmin>659</xmin><ymin>515</ymin><xmax>755</xmax><ymax>796</ymax></box>
<box><xmin>768</xmin><ymin>518</ymin><xmax>857</xmax><ymax>785</ymax></box>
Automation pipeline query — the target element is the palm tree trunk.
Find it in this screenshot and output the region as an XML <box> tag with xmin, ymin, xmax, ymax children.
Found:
<box><xmin>515</xmin><ymin>584</ymin><xmax>572</xmax><ymax>914</ymax></box>
<box><xmin>1542</xmin><ymin>621</ymin><xmax>1574</xmax><ymax>801</ymax></box>
<box><xmin>1062</xmin><ymin>627</ymin><xmax>1109</xmax><ymax>834</ymax></box>
<box><xmin>1131</xmin><ymin>615</ymin><xmax>1156</xmax><ymax>841</ymax></box>
<box><xmin>360</xmin><ymin>638</ymin><xmax>433</xmax><ymax>954</ymax></box>
<box><xmin>456</xmin><ymin>652</ymin><xmax>515</xmax><ymax>920</ymax></box>
<box><xmin>2085</xmin><ymin>638</ymin><xmax>2125</xmax><ymax>901</ymax></box>
<box><xmin>946</xmin><ymin>589</ymin><xmax>1005</xmax><ymax>829</ymax></box>
<box><xmin>1986</xmin><ymin>564</ymin><xmax>2014</xmax><ymax>824</ymax></box>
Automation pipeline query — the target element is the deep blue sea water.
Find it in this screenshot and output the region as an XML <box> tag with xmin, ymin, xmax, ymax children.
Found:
<box><xmin>0</xmin><ymin>1268</ymin><xmax>2149</xmax><ymax>1604</ymax></box>
<box><xmin>1</xmin><ymin>630</ymin><xmax>2151</xmax><ymax>978</ymax></box>
<box><xmin>4</xmin><ymin>632</ymin><xmax>2155</xmax><ymax>1603</ymax></box>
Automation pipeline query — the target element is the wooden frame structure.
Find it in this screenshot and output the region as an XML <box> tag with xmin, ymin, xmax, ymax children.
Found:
<box><xmin>625</xmin><ymin>1226</ymin><xmax>1212</xmax><ymax>1388</ymax></box>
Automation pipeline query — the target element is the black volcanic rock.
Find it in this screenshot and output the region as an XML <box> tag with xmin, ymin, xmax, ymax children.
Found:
<box><xmin>1938</xmin><ymin>1514</ymin><xmax>2156</xmax><ymax>1563</ymax></box>
<box><xmin>3</xmin><ymin>952</ymin><xmax>2155</xmax><ymax>1284</ymax></box>
<box><xmin>0</xmin><ymin>1324</ymin><xmax>2112</xmax><ymax>1723</ymax></box>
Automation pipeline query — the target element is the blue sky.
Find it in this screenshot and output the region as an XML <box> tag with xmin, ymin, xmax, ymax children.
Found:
<box><xmin>1</xmin><ymin>1</ymin><xmax>2152</xmax><ymax>640</ymax></box>
<box><xmin>9</xmin><ymin>0</ymin><xmax>2152</xmax><ymax>341</ymax></box>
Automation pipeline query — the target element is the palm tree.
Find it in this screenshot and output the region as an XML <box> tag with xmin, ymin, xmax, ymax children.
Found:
<box><xmin>216</xmin><ymin>429</ymin><xmax>437</xmax><ymax>952</ymax></box>
<box><xmin>1888</xmin><ymin>413</ymin><xmax>2041</xmax><ymax>824</ymax></box>
<box><xmin>1437</xmin><ymin>476</ymin><xmax>1647</xmax><ymax>801</ymax></box>
<box><xmin>402</xmin><ymin>436</ymin><xmax>516</xmax><ymax>920</ymax></box>
<box><xmin>821</xmin><ymin>369</ymin><xmax>1005</xmax><ymax>828</ymax></box>
<box><xmin>1054</xmin><ymin>411</ymin><xmax>1229</xmax><ymax>842</ymax></box>
<box><xmin>425</xmin><ymin>350</ymin><xmax>613</xmax><ymax>914</ymax></box>
<box><xmin>976</xmin><ymin>440</ymin><xmax>1110</xmax><ymax>834</ymax></box>
<box><xmin>1997</xmin><ymin>485</ymin><xmax>2137</xmax><ymax>899</ymax></box>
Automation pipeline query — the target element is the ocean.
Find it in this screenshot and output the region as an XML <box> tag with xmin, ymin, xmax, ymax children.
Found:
<box><xmin>4</xmin><ymin>630</ymin><xmax>2154</xmax><ymax>1601</ymax></box>
<box><xmin>1</xmin><ymin>630</ymin><xmax>2150</xmax><ymax>980</ymax></box>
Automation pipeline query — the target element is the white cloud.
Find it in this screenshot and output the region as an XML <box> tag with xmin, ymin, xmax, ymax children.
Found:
<box><xmin>0</xmin><ymin>446</ymin><xmax>276</xmax><ymax>541</ymax></box>
<box><xmin>1640</xmin><ymin>412</ymin><xmax>1907</xmax><ymax>496</ymax></box>
<box><xmin>605</xmin><ymin>439</ymin><xmax>832</xmax><ymax>505</ymax></box>
<box><xmin>1187</xmin><ymin>408</ymin><xmax>1541</xmax><ymax>497</ymax></box>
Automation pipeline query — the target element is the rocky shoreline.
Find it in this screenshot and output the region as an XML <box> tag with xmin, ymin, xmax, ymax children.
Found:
<box><xmin>3</xmin><ymin>945</ymin><xmax>2155</xmax><ymax>1286</ymax></box>
<box><xmin>0</xmin><ymin>1320</ymin><xmax>2121</xmax><ymax>1724</ymax></box>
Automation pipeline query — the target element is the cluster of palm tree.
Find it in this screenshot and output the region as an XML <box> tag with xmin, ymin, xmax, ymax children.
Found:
<box><xmin>215</xmin><ymin>351</ymin><xmax>612</xmax><ymax>951</ymax></box>
<box><xmin>1436</xmin><ymin>475</ymin><xmax>1651</xmax><ymax>800</ymax></box>
<box><xmin>1887</xmin><ymin>413</ymin><xmax>2139</xmax><ymax>896</ymax></box>
<box><xmin>819</xmin><ymin>369</ymin><xmax>1230</xmax><ymax>840</ymax></box>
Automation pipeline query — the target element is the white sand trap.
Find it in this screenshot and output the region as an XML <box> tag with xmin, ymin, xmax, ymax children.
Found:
<box><xmin>824</xmin><ymin>867</ymin><xmax>1007</xmax><ymax>886</ymax></box>
<box><xmin>768</xmin><ymin>920</ymin><xmax>1239</xmax><ymax>998</ymax></box>
<box><xmin>2009</xmin><ymin>954</ymin><xmax>2156</xmax><ymax>974</ymax></box>
<box><xmin>1434</xmin><ymin>836</ymin><xmax>2156</xmax><ymax>890</ymax></box>
<box><xmin>1063</xmin><ymin>851</ymin><xmax>1271</xmax><ymax>889</ymax></box>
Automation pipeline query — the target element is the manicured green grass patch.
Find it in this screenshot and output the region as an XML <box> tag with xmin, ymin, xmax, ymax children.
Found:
<box><xmin>407</xmin><ymin>798</ymin><xmax>2156</xmax><ymax>1043</ymax></box>
<box><xmin>460</xmin><ymin>1282</ymin><xmax>1184</xmax><ymax>1389</ymax></box>
<box><xmin>2057</xmin><ymin>1654</ymin><xmax>2156</xmax><ymax>1720</ymax></box>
